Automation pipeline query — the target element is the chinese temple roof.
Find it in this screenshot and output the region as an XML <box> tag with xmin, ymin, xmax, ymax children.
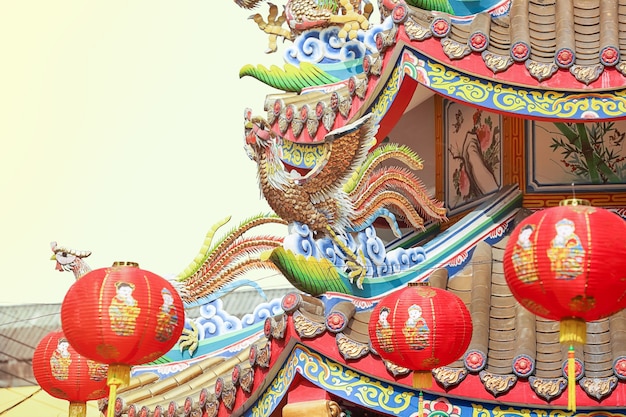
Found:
<box><xmin>110</xmin><ymin>234</ymin><xmax>626</xmax><ymax>416</ymax></box>
<box><xmin>387</xmin><ymin>0</ymin><xmax>626</xmax><ymax>87</ymax></box>
<box><xmin>253</xmin><ymin>0</ymin><xmax>626</xmax><ymax>149</ymax></box>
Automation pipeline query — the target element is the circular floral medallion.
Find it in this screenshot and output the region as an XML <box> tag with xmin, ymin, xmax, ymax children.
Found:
<box><xmin>315</xmin><ymin>102</ymin><xmax>325</xmax><ymax>120</ymax></box>
<box><xmin>348</xmin><ymin>77</ymin><xmax>356</xmax><ymax>96</ymax></box>
<box><xmin>391</xmin><ymin>3</ymin><xmax>407</xmax><ymax>24</ymax></box>
<box><xmin>184</xmin><ymin>397</ymin><xmax>192</xmax><ymax>414</ymax></box>
<box><xmin>512</xmin><ymin>354</ymin><xmax>534</xmax><ymax>377</ymax></box>
<box><xmin>199</xmin><ymin>387</ymin><xmax>208</xmax><ymax>408</ymax></box>
<box><xmin>614</xmin><ymin>356</ymin><xmax>626</xmax><ymax>380</ymax></box>
<box><xmin>431</xmin><ymin>18</ymin><xmax>450</xmax><ymax>37</ymax></box>
<box><xmin>215</xmin><ymin>377</ymin><xmax>223</xmax><ymax>397</ymax></box>
<box><xmin>139</xmin><ymin>406</ymin><xmax>149</xmax><ymax>417</ymax></box>
<box><xmin>249</xmin><ymin>345</ymin><xmax>258</xmax><ymax>367</ymax></box>
<box><xmin>232</xmin><ymin>365</ymin><xmax>241</xmax><ymax>385</ymax></box>
<box><xmin>281</xmin><ymin>293</ymin><xmax>301</xmax><ymax>312</ymax></box>
<box><xmin>330</xmin><ymin>92</ymin><xmax>339</xmax><ymax>111</ymax></box>
<box><xmin>128</xmin><ymin>405</ymin><xmax>136</xmax><ymax>417</ymax></box>
<box><xmin>601</xmin><ymin>46</ymin><xmax>620</xmax><ymax>66</ymax></box>
<box><xmin>556</xmin><ymin>48</ymin><xmax>575</xmax><ymax>68</ymax></box>
<box><xmin>562</xmin><ymin>357</ymin><xmax>584</xmax><ymax>381</ymax></box>
<box><xmin>115</xmin><ymin>398</ymin><xmax>124</xmax><ymax>414</ymax></box>
<box><xmin>167</xmin><ymin>401</ymin><xmax>177</xmax><ymax>417</ymax></box>
<box><xmin>264</xmin><ymin>318</ymin><xmax>272</xmax><ymax>338</ymax></box>
<box><xmin>510</xmin><ymin>42</ymin><xmax>529</xmax><ymax>61</ymax></box>
<box><xmin>273</xmin><ymin>99</ymin><xmax>283</xmax><ymax>116</ymax></box>
<box><xmin>375</xmin><ymin>32</ymin><xmax>384</xmax><ymax>51</ymax></box>
<box><xmin>153</xmin><ymin>405</ymin><xmax>163</xmax><ymax>417</ymax></box>
<box><xmin>363</xmin><ymin>56</ymin><xmax>371</xmax><ymax>74</ymax></box>
<box><xmin>470</xmin><ymin>32</ymin><xmax>487</xmax><ymax>52</ymax></box>
<box><xmin>464</xmin><ymin>349</ymin><xmax>487</xmax><ymax>372</ymax></box>
<box><xmin>285</xmin><ymin>104</ymin><xmax>295</xmax><ymax>123</ymax></box>
<box><xmin>326</xmin><ymin>312</ymin><xmax>346</xmax><ymax>332</ymax></box>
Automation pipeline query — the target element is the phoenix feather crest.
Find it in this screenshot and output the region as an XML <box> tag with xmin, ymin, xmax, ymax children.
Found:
<box><xmin>244</xmin><ymin>113</ymin><xmax>447</xmax><ymax>288</ymax></box>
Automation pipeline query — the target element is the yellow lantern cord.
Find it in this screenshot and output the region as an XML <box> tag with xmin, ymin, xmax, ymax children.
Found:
<box><xmin>560</xmin><ymin>318</ymin><xmax>586</xmax><ymax>345</ymax></box>
<box><xmin>68</xmin><ymin>402</ymin><xmax>86</xmax><ymax>417</ymax></box>
<box><xmin>560</xmin><ymin>318</ymin><xmax>585</xmax><ymax>412</ymax></box>
<box><xmin>412</xmin><ymin>371</ymin><xmax>432</xmax><ymax>389</ymax></box>
<box><xmin>567</xmin><ymin>346</ymin><xmax>576</xmax><ymax>413</ymax></box>
<box><xmin>418</xmin><ymin>391</ymin><xmax>424</xmax><ymax>417</ymax></box>
<box><xmin>106</xmin><ymin>364</ymin><xmax>131</xmax><ymax>417</ymax></box>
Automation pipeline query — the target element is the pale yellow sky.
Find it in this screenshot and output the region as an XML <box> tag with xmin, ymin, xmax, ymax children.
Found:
<box><xmin>0</xmin><ymin>2</ymin><xmax>291</xmax><ymax>305</ymax></box>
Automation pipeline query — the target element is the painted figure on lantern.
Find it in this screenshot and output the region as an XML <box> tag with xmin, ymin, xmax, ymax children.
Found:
<box><xmin>403</xmin><ymin>304</ymin><xmax>430</xmax><ymax>350</ymax></box>
<box><xmin>547</xmin><ymin>218</ymin><xmax>585</xmax><ymax>280</ymax></box>
<box><xmin>109</xmin><ymin>281</ymin><xmax>141</xmax><ymax>336</ymax></box>
<box><xmin>87</xmin><ymin>359</ymin><xmax>107</xmax><ymax>381</ymax></box>
<box><xmin>512</xmin><ymin>224</ymin><xmax>537</xmax><ymax>283</ymax></box>
<box><xmin>375</xmin><ymin>306</ymin><xmax>394</xmax><ymax>352</ymax></box>
<box><xmin>50</xmin><ymin>337</ymin><xmax>71</xmax><ymax>380</ymax></box>
<box><xmin>155</xmin><ymin>288</ymin><xmax>178</xmax><ymax>342</ymax></box>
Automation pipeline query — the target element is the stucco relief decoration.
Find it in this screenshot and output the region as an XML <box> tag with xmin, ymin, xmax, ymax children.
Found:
<box><xmin>402</xmin><ymin>51</ymin><xmax>430</xmax><ymax>87</ymax></box>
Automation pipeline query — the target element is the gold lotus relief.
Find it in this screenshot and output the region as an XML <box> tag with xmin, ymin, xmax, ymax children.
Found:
<box><xmin>240</xmin><ymin>367</ymin><xmax>255</xmax><ymax>393</ymax></box>
<box><xmin>528</xmin><ymin>376</ymin><xmax>566</xmax><ymax>401</ymax></box>
<box><xmin>266</xmin><ymin>108</ymin><xmax>277</xmax><ymax>125</ymax></box>
<box><xmin>269</xmin><ymin>315</ymin><xmax>287</xmax><ymax>339</ymax></box>
<box><xmin>441</xmin><ymin>38</ymin><xmax>471</xmax><ymax>60</ymax></box>
<box><xmin>322</xmin><ymin>107</ymin><xmax>336</xmax><ymax>131</ymax></box>
<box><xmin>383</xmin><ymin>359</ymin><xmax>411</xmax><ymax>377</ymax></box>
<box><xmin>221</xmin><ymin>385</ymin><xmax>237</xmax><ymax>410</ymax></box>
<box><xmin>404</xmin><ymin>18</ymin><xmax>431</xmax><ymax>41</ymax></box>
<box><xmin>369</xmin><ymin>55</ymin><xmax>383</xmax><ymax>76</ymax></box>
<box><xmin>479</xmin><ymin>371</ymin><xmax>517</xmax><ymax>396</ymax></box>
<box><xmin>291</xmin><ymin>117</ymin><xmax>305</xmax><ymax>137</ymax></box>
<box><xmin>354</xmin><ymin>78</ymin><xmax>367</xmax><ymax>99</ymax></box>
<box><xmin>336</xmin><ymin>332</ymin><xmax>370</xmax><ymax>360</ymax></box>
<box><xmin>379</xmin><ymin>27</ymin><xmax>398</xmax><ymax>49</ymax></box>
<box><xmin>293</xmin><ymin>311</ymin><xmax>326</xmax><ymax>338</ymax></box>
<box><xmin>482</xmin><ymin>51</ymin><xmax>513</xmax><ymax>74</ymax></box>
<box><xmin>306</xmin><ymin>117</ymin><xmax>320</xmax><ymax>138</ymax></box>
<box><xmin>525</xmin><ymin>60</ymin><xmax>557</xmax><ymax>82</ymax></box>
<box><xmin>432</xmin><ymin>366</ymin><xmax>467</xmax><ymax>388</ymax></box>
<box><xmin>570</xmin><ymin>64</ymin><xmax>603</xmax><ymax>85</ymax></box>
<box><xmin>580</xmin><ymin>376</ymin><xmax>617</xmax><ymax>400</ymax></box>
<box><xmin>206</xmin><ymin>400</ymin><xmax>219</xmax><ymax>417</ymax></box>
<box><xmin>338</xmin><ymin>96</ymin><xmax>352</xmax><ymax>118</ymax></box>
<box><xmin>278</xmin><ymin>113</ymin><xmax>289</xmax><ymax>134</ymax></box>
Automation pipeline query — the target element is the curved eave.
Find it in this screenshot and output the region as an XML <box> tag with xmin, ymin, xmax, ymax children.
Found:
<box><xmin>371</xmin><ymin>39</ymin><xmax>626</xmax><ymax>122</ymax></box>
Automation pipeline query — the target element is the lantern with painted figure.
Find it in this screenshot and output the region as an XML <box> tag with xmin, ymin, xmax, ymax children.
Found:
<box><xmin>368</xmin><ymin>282</ymin><xmax>473</xmax><ymax>416</ymax></box>
<box><xmin>503</xmin><ymin>199</ymin><xmax>626</xmax><ymax>411</ymax></box>
<box><xmin>60</xmin><ymin>261</ymin><xmax>185</xmax><ymax>417</ymax></box>
<box><xmin>32</xmin><ymin>330</ymin><xmax>109</xmax><ymax>417</ymax></box>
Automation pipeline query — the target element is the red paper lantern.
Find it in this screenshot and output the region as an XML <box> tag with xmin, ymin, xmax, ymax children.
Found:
<box><xmin>368</xmin><ymin>282</ymin><xmax>472</xmax><ymax>414</ymax></box>
<box><xmin>61</xmin><ymin>261</ymin><xmax>185</xmax><ymax>417</ymax></box>
<box><xmin>32</xmin><ymin>330</ymin><xmax>108</xmax><ymax>417</ymax></box>
<box><xmin>503</xmin><ymin>199</ymin><xmax>626</xmax><ymax>410</ymax></box>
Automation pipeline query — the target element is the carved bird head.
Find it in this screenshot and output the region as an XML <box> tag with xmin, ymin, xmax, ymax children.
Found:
<box><xmin>50</xmin><ymin>241</ymin><xmax>91</xmax><ymax>273</ymax></box>
<box><xmin>244</xmin><ymin>116</ymin><xmax>283</xmax><ymax>160</ymax></box>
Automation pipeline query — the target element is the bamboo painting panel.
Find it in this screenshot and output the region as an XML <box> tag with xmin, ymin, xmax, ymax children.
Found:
<box><xmin>527</xmin><ymin>121</ymin><xmax>626</xmax><ymax>193</ymax></box>
<box><xmin>443</xmin><ymin>99</ymin><xmax>503</xmax><ymax>216</ymax></box>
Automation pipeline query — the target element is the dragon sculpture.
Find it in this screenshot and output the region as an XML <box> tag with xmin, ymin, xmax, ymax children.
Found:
<box><xmin>51</xmin><ymin>213</ymin><xmax>287</xmax><ymax>356</ymax></box>
<box><xmin>237</xmin><ymin>0</ymin><xmax>373</xmax><ymax>52</ymax></box>
<box><xmin>244</xmin><ymin>112</ymin><xmax>447</xmax><ymax>289</ymax></box>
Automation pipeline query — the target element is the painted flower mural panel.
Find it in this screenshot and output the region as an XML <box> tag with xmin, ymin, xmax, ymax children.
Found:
<box><xmin>529</xmin><ymin>121</ymin><xmax>626</xmax><ymax>192</ymax></box>
<box><xmin>445</xmin><ymin>101</ymin><xmax>502</xmax><ymax>212</ymax></box>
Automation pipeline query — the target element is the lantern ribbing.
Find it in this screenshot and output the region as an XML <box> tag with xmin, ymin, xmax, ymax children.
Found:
<box><xmin>503</xmin><ymin>200</ymin><xmax>626</xmax><ymax>412</ymax></box>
